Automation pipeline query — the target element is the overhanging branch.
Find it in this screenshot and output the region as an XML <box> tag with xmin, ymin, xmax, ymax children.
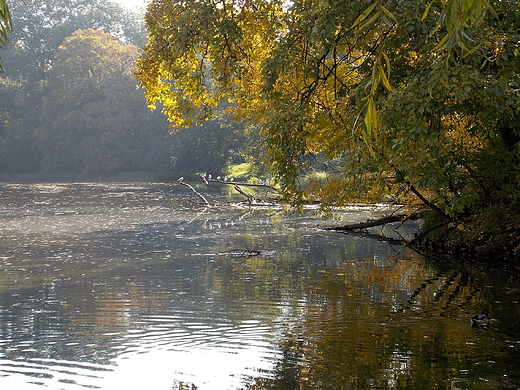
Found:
<box><xmin>408</xmin><ymin>184</ymin><xmax>445</xmax><ymax>217</ymax></box>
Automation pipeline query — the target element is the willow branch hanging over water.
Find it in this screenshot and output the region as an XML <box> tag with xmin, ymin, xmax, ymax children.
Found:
<box><xmin>138</xmin><ymin>0</ymin><xmax>520</xmax><ymax>258</ymax></box>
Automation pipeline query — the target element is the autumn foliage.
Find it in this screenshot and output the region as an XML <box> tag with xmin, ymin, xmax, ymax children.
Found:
<box><xmin>138</xmin><ymin>0</ymin><xmax>519</xmax><ymax>248</ymax></box>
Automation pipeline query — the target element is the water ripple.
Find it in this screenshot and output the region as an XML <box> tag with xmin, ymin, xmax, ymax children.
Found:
<box><xmin>0</xmin><ymin>358</ymin><xmax>113</xmax><ymax>389</ymax></box>
<box><xmin>1</xmin><ymin>183</ymin><xmax>518</xmax><ymax>390</ymax></box>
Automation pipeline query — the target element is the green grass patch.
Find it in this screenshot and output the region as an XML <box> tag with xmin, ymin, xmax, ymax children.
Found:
<box><xmin>226</xmin><ymin>162</ymin><xmax>253</xmax><ymax>181</ymax></box>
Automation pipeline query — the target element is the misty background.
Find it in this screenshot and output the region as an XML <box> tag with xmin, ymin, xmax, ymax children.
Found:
<box><xmin>0</xmin><ymin>0</ymin><xmax>252</xmax><ymax>182</ymax></box>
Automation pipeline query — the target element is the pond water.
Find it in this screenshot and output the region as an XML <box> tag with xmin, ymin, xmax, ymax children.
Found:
<box><xmin>0</xmin><ymin>183</ymin><xmax>519</xmax><ymax>390</ymax></box>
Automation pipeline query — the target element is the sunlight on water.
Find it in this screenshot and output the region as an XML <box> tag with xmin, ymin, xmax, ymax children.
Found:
<box><xmin>0</xmin><ymin>324</ymin><xmax>274</xmax><ymax>389</ymax></box>
<box><xmin>104</xmin><ymin>342</ymin><xmax>272</xmax><ymax>389</ymax></box>
<box><xmin>97</xmin><ymin>315</ymin><xmax>276</xmax><ymax>389</ymax></box>
<box><xmin>0</xmin><ymin>183</ymin><xmax>519</xmax><ymax>389</ymax></box>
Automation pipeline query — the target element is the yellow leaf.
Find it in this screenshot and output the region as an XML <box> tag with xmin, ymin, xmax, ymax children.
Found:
<box><xmin>379</xmin><ymin>64</ymin><xmax>392</xmax><ymax>91</ymax></box>
<box><xmin>364</xmin><ymin>98</ymin><xmax>378</xmax><ymax>142</ymax></box>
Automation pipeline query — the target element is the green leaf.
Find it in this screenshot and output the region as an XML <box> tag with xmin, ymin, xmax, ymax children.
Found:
<box><xmin>431</xmin><ymin>33</ymin><xmax>450</xmax><ymax>52</ymax></box>
<box><xmin>462</xmin><ymin>43</ymin><xmax>481</xmax><ymax>57</ymax></box>
<box><xmin>422</xmin><ymin>0</ymin><xmax>436</xmax><ymax>21</ymax></box>
<box><xmin>360</xmin><ymin>12</ymin><xmax>379</xmax><ymax>30</ymax></box>
<box><xmin>352</xmin><ymin>2</ymin><xmax>378</xmax><ymax>29</ymax></box>
<box><xmin>380</xmin><ymin>6</ymin><xmax>397</xmax><ymax>24</ymax></box>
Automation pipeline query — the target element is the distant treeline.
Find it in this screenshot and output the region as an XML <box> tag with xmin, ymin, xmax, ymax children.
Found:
<box><xmin>0</xmin><ymin>0</ymin><xmax>247</xmax><ymax>180</ymax></box>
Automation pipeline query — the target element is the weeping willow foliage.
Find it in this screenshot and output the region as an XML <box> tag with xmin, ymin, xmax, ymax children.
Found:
<box><xmin>137</xmin><ymin>0</ymin><xmax>520</xmax><ymax>222</ymax></box>
<box><xmin>0</xmin><ymin>0</ymin><xmax>11</xmax><ymax>72</ymax></box>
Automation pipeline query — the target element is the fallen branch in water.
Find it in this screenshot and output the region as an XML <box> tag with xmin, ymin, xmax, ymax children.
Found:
<box><xmin>202</xmin><ymin>178</ymin><xmax>282</xmax><ymax>206</ymax></box>
<box><xmin>190</xmin><ymin>249</ymin><xmax>262</xmax><ymax>258</ymax></box>
<box><xmin>208</xmin><ymin>178</ymin><xmax>279</xmax><ymax>193</ymax></box>
<box><xmin>234</xmin><ymin>184</ymin><xmax>256</xmax><ymax>204</ymax></box>
<box><xmin>334</xmin><ymin>228</ymin><xmax>407</xmax><ymax>245</ymax></box>
<box><xmin>173</xmin><ymin>180</ymin><xmax>210</xmax><ymax>205</ymax></box>
<box><xmin>324</xmin><ymin>214</ymin><xmax>413</xmax><ymax>231</ymax></box>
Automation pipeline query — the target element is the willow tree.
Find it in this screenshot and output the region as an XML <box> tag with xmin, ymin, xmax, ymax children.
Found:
<box><xmin>137</xmin><ymin>0</ymin><xmax>520</xmax><ymax>243</ymax></box>
<box><xmin>0</xmin><ymin>0</ymin><xmax>11</xmax><ymax>72</ymax></box>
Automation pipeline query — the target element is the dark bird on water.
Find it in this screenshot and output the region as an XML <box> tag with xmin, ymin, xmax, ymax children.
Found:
<box><xmin>471</xmin><ymin>309</ymin><xmax>490</xmax><ymax>328</ymax></box>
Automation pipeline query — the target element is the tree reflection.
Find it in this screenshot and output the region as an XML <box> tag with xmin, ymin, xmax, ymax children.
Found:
<box><xmin>241</xmin><ymin>252</ymin><xmax>520</xmax><ymax>389</ymax></box>
<box><xmin>1</xmin><ymin>187</ymin><xmax>519</xmax><ymax>389</ymax></box>
<box><xmin>244</xmin><ymin>327</ymin><xmax>303</xmax><ymax>390</ymax></box>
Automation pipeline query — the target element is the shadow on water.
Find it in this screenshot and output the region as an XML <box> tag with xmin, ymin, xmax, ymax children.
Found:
<box><xmin>0</xmin><ymin>183</ymin><xmax>518</xmax><ymax>389</ymax></box>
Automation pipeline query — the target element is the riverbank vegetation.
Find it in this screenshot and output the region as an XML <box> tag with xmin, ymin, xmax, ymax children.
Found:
<box><xmin>136</xmin><ymin>0</ymin><xmax>520</xmax><ymax>258</ymax></box>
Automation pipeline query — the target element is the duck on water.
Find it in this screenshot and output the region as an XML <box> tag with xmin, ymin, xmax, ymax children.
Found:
<box><xmin>471</xmin><ymin>309</ymin><xmax>490</xmax><ymax>328</ymax></box>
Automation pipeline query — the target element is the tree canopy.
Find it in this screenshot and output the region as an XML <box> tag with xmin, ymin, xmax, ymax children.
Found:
<box><xmin>0</xmin><ymin>0</ymin><xmax>11</xmax><ymax>72</ymax></box>
<box><xmin>137</xmin><ymin>0</ymin><xmax>520</xmax><ymax>228</ymax></box>
<box><xmin>0</xmin><ymin>1</ymin><xmax>175</xmax><ymax>178</ymax></box>
<box><xmin>3</xmin><ymin>0</ymin><xmax>145</xmax><ymax>80</ymax></box>
<box><xmin>1</xmin><ymin>0</ymin><xmax>250</xmax><ymax>179</ymax></box>
<box><xmin>34</xmin><ymin>29</ymin><xmax>147</xmax><ymax>173</ymax></box>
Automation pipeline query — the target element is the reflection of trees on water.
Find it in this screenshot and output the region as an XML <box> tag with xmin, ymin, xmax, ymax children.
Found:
<box><xmin>1</xmin><ymin>186</ymin><xmax>519</xmax><ymax>389</ymax></box>
<box><xmin>241</xmin><ymin>253</ymin><xmax>520</xmax><ymax>389</ymax></box>
<box><xmin>0</xmin><ymin>281</ymin><xmax>98</xmax><ymax>363</ymax></box>
<box><xmin>245</xmin><ymin>327</ymin><xmax>303</xmax><ymax>390</ymax></box>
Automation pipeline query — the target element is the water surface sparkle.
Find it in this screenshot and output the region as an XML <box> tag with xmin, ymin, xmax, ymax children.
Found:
<box><xmin>0</xmin><ymin>183</ymin><xmax>519</xmax><ymax>389</ymax></box>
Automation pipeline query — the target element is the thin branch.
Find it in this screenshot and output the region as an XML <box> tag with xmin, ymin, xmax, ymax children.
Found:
<box><xmin>234</xmin><ymin>184</ymin><xmax>256</xmax><ymax>203</ymax></box>
<box><xmin>208</xmin><ymin>178</ymin><xmax>279</xmax><ymax>192</ymax></box>
<box><xmin>174</xmin><ymin>181</ymin><xmax>210</xmax><ymax>205</ymax></box>
<box><xmin>407</xmin><ymin>221</ymin><xmax>450</xmax><ymax>248</ymax></box>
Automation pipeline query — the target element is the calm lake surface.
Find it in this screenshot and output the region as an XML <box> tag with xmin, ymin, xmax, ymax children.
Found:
<box><xmin>0</xmin><ymin>183</ymin><xmax>519</xmax><ymax>390</ymax></box>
